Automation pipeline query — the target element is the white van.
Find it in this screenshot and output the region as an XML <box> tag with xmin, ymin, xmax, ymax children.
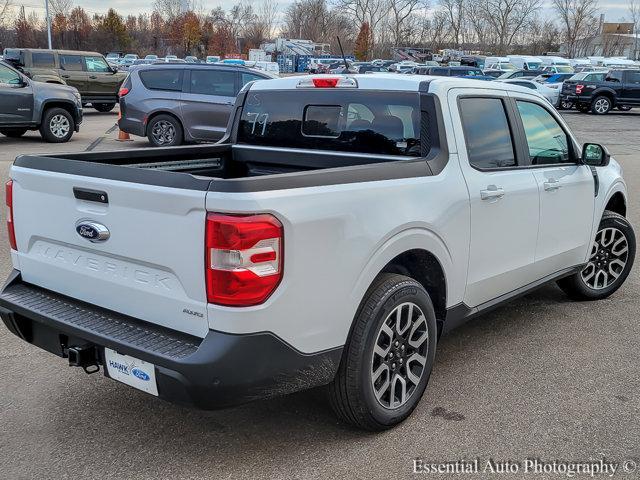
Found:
<box><xmin>507</xmin><ymin>55</ymin><xmax>543</xmax><ymax>71</ymax></box>
<box><xmin>484</xmin><ymin>56</ymin><xmax>516</xmax><ymax>71</ymax></box>
<box><xmin>254</xmin><ymin>61</ymin><xmax>280</xmax><ymax>75</ymax></box>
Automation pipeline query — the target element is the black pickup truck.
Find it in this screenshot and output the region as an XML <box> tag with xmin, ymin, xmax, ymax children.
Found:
<box><xmin>561</xmin><ymin>69</ymin><xmax>640</xmax><ymax>114</ymax></box>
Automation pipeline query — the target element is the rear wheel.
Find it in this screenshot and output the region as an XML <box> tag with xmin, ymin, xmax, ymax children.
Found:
<box><xmin>591</xmin><ymin>96</ymin><xmax>612</xmax><ymax>115</ymax></box>
<box><xmin>39</xmin><ymin>107</ymin><xmax>74</xmax><ymax>143</ymax></box>
<box><xmin>558</xmin><ymin>211</ymin><xmax>635</xmax><ymax>300</ymax></box>
<box><xmin>147</xmin><ymin>114</ymin><xmax>183</xmax><ymax>147</ymax></box>
<box><xmin>0</xmin><ymin>129</ymin><xmax>28</xmax><ymax>138</ymax></box>
<box><xmin>93</xmin><ymin>103</ymin><xmax>116</xmax><ymax>112</ymax></box>
<box><xmin>328</xmin><ymin>274</ymin><xmax>437</xmax><ymax>430</ymax></box>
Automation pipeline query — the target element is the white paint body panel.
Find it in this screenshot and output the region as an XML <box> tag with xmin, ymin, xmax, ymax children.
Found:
<box><xmin>8</xmin><ymin>77</ymin><xmax>628</xmax><ymax>353</ymax></box>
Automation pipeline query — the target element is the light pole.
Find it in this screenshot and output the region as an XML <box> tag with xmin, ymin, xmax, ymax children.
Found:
<box><xmin>44</xmin><ymin>0</ymin><xmax>52</xmax><ymax>49</ymax></box>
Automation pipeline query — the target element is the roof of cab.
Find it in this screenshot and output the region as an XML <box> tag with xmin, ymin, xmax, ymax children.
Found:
<box><xmin>248</xmin><ymin>73</ymin><xmax>543</xmax><ymax>97</ymax></box>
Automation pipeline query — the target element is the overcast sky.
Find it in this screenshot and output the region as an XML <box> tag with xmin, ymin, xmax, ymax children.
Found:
<box><xmin>18</xmin><ymin>0</ymin><xmax>636</xmax><ymax>27</ymax></box>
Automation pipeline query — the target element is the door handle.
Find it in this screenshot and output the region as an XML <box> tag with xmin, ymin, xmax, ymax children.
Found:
<box><xmin>61</xmin><ymin>74</ymin><xmax>70</xmax><ymax>78</ymax></box>
<box><xmin>480</xmin><ymin>185</ymin><xmax>505</xmax><ymax>200</ymax></box>
<box><xmin>89</xmin><ymin>75</ymin><xmax>97</xmax><ymax>79</ymax></box>
<box><xmin>543</xmin><ymin>178</ymin><xmax>562</xmax><ymax>191</ymax></box>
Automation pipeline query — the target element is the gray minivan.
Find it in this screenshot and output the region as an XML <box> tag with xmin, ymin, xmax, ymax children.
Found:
<box><xmin>118</xmin><ymin>64</ymin><xmax>273</xmax><ymax>146</ymax></box>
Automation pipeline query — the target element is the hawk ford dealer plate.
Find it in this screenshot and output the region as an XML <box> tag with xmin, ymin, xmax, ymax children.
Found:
<box><xmin>104</xmin><ymin>348</ymin><xmax>158</xmax><ymax>396</ymax></box>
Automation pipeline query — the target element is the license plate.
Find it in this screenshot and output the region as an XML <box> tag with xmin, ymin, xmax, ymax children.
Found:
<box><xmin>104</xmin><ymin>348</ymin><xmax>158</xmax><ymax>396</ymax></box>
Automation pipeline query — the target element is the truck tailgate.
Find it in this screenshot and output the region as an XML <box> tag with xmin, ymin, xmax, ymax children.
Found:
<box><xmin>10</xmin><ymin>165</ymin><xmax>209</xmax><ymax>338</ymax></box>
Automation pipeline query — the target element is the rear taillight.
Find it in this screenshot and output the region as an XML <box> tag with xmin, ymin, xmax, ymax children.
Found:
<box><xmin>575</xmin><ymin>84</ymin><xmax>584</xmax><ymax>94</ymax></box>
<box><xmin>6</xmin><ymin>180</ymin><xmax>16</xmax><ymax>250</ymax></box>
<box><xmin>118</xmin><ymin>87</ymin><xmax>130</xmax><ymax>97</ymax></box>
<box><xmin>206</xmin><ymin>213</ymin><xmax>283</xmax><ymax>306</ymax></box>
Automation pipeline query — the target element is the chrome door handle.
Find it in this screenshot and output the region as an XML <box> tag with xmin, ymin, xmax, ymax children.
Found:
<box><xmin>544</xmin><ymin>178</ymin><xmax>562</xmax><ymax>191</ymax></box>
<box><xmin>480</xmin><ymin>185</ymin><xmax>505</xmax><ymax>200</ymax></box>
<box><xmin>89</xmin><ymin>75</ymin><xmax>97</xmax><ymax>79</ymax></box>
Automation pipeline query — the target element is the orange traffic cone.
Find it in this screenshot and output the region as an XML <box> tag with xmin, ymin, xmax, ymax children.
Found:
<box><xmin>116</xmin><ymin>129</ymin><xmax>132</xmax><ymax>141</ymax></box>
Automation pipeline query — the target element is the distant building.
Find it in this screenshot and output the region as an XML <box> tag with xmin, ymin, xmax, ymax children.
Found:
<box><xmin>562</xmin><ymin>19</ymin><xmax>639</xmax><ymax>60</ymax></box>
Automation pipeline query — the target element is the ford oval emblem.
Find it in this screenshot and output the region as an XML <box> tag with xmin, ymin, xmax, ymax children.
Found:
<box><xmin>132</xmin><ymin>368</ymin><xmax>150</xmax><ymax>381</ymax></box>
<box><xmin>76</xmin><ymin>221</ymin><xmax>110</xmax><ymax>242</ymax></box>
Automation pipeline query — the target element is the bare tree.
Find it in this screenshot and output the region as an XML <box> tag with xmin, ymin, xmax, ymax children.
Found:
<box><xmin>49</xmin><ymin>0</ymin><xmax>73</xmax><ymax>16</ymax></box>
<box><xmin>389</xmin><ymin>0</ymin><xmax>426</xmax><ymax>47</ymax></box>
<box><xmin>629</xmin><ymin>0</ymin><xmax>640</xmax><ymax>60</ymax></box>
<box><xmin>153</xmin><ymin>0</ymin><xmax>185</xmax><ymax>20</ymax></box>
<box><xmin>440</xmin><ymin>0</ymin><xmax>465</xmax><ymax>49</ymax></box>
<box><xmin>553</xmin><ymin>0</ymin><xmax>599</xmax><ymax>57</ymax></box>
<box><xmin>477</xmin><ymin>0</ymin><xmax>542</xmax><ymax>54</ymax></box>
<box><xmin>0</xmin><ymin>0</ymin><xmax>13</xmax><ymax>27</ymax></box>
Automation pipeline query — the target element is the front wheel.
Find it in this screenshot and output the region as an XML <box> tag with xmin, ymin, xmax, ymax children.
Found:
<box><xmin>39</xmin><ymin>107</ymin><xmax>74</xmax><ymax>143</ymax></box>
<box><xmin>93</xmin><ymin>103</ymin><xmax>116</xmax><ymax>112</ymax></box>
<box><xmin>328</xmin><ymin>274</ymin><xmax>437</xmax><ymax>430</ymax></box>
<box><xmin>558</xmin><ymin>211</ymin><xmax>635</xmax><ymax>300</ymax></box>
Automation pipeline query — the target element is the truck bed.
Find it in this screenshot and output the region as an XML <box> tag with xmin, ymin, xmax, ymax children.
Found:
<box><xmin>14</xmin><ymin>142</ymin><xmax>436</xmax><ymax>193</ymax></box>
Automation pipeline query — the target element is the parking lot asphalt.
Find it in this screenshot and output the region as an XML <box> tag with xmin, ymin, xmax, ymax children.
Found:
<box><xmin>0</xmin><ymin>109</ymin><xmax>639</xmax><ymax>480</ymax></box>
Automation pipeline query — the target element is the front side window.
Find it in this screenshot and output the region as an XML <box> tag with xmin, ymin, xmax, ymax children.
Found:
<box><xmin>60</xmin><ymin>55</ymin><xmax>84</xmax><ymax>71</ymax></box>
<box><xmin>190</xmin><ymin>69</ymin><xmax>236</xmax><ymax>96</ymax></box>
<box><xmin>238</xmin><ymin>91</ymin><xmax>422</xmax><ymax>157</ymax></box>
<box><xmin>84</xmin><ymin>56</ymin><xmax>110</xmax><ymax>72</ymax></box>
<box><xmin>459</xmin><ymin>97</ymin><xmax>516</xmax><ymax>169</ymax></box>
<box><xmin>139</xmin><ymin>69</ymin><xmax>183</xmax><ymax>91</ymax></box>
<box><xmin>626</xmin><ymin>71</ymin><xmax>640</xmax><ymax>84</ymax></box>
<box><xmin>516</xmin><ymin>101</ymin><xmax>571</xmax><ymax>165</ymax></box>
<box><xmin>0</xmin><ymin>64</ymin><xmax>22</xmax><ymax>85</ymax></box>
<box><xmin>31</xmin><ymin>52</ymin><xmax>55</xmax><ymax>68</ymax></box>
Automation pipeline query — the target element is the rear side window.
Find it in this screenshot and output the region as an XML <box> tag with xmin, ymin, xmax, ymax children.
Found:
<box><xmin>60</xmin><ymin>55</ymin><xmax>84</xmax><ymax>71</ymax></box>
<box><xmin>31</xmin><ymin>52</ymin><xmax>55</xmax><ymax>68</ymax></box>
<box><xmin>238</xmin><ymin>91</ymin><xmax>422</xmax><ymax>157</ymax></box>
<box><xmin>459</xmin><ymin>97</ymin><xmax>516</xmax><ymax>169</ymax></box>
<box><xmin>139</xmin><ymin>69</ymin><xmax>183</xmax><ymax>91</ymax></box>
<box><xmin>190</xmin><ymin>69</ymin><xmax>236</xmax><ymax>96</ymax></box>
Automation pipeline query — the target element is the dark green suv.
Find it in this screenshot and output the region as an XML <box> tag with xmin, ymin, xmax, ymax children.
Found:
<box><xmin>2</xmin><ymin>48</ymin><xmax>127</xmax><ymax>112</ymax></box>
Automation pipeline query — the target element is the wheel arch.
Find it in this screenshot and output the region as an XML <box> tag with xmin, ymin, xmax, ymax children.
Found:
<box><xmin>144</xmin><ymin>110</ymin><xmax>185</xmax><ymax>138</ymax></box>
<box><xmin>592</xmin><ymin>89</ymin><xmax>617</xmax><ymax>105</ymax></box>
<box><xmin>40</xmin><ymin>100</ymin><xmax>77</xmax><ymax>122</ymax></box>
<box><xmin>604</xmin><ymin>191</ymin><xmax>626</xmax><ymax>217</ymax></box>
<box><xmin>351</xmin><ymin>228</ymin><xmax>452</xmax><ymax>337</ymax></box>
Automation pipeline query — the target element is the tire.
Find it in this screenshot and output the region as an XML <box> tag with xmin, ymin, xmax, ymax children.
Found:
<box><xmin>559</xmin><ymin>100</ymin><xmax>573</xmax><ymax>110</ymax></box>
<box><xmin>147</xmin><ymin>114</ymin><xmax>183</xmax><ymax>147</ymax></box>
<box><xmin>591</xmin><ymin>96</ymin><xmax>612</xmax><ymax>115</ymax></box>
<box><xmin>557</xmin><ymin>211</ymin><xmax>635</xmax><ymax>300</ymax></box>
<box><xmin>0</xmin><ymin>129</ymin><xmax>28</xmax><ymax>138</ymax></box>
<box><xmin>93</xmin><ymin>103</ymin><xmax>116</xmax><ymax>112</ymax></box>
<box><xmin>617</xmin><ymin>105</ymin><xmax>632</xmax><ymax>111</ymax></box>
<box><xmin>39</xmin><ymin>107</ymin><xmax>74</xmax><ymax>143</ymax></box>
<box><xmin>328</xmin><ymin>273</ymin><xmax>438</xmax><ymax>430</ymax></box>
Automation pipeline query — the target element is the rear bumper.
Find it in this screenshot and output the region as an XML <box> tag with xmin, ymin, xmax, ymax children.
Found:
<box><xmin>0</xmin><ymin>270</ymin><xmax>341</xmax><ymax>409</ymax></box>
<box><xmin>117</xmin><ymin>116</ymin><xmax>145</xmax><ymax>137</ymax></box>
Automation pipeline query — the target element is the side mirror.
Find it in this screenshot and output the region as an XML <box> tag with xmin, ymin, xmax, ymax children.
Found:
<box><xmin>582</xmin><ymin>143</ymin><xmax>610</xmax><ymax>167</ymax></box>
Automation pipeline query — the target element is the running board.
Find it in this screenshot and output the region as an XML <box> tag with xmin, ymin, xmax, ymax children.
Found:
<box><xmin>443</xmin><ymin>265</ymin><xmax>584</xmax><ymax>333</ymax></box>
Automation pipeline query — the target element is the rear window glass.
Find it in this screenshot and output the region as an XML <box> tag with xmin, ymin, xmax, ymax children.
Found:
<box><xmin>32</xmin><ymin>52</ymin><xmax>55</xmax><ymax>68</ymax></box>
<box><xmin>238</xmin><ymin>91</ymin><xmax>422</xmax><ymax>156</ymax></box>
<box><xmin>139</xmin><ymin>69</ymin><xmax>183</xmax><ymax>91</ymax></box>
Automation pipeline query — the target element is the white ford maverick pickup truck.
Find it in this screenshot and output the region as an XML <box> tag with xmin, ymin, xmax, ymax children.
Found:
<box><xmin>0</xmin><ymin>74</ymin><xmax>635</xmax><ymax>430</ymax></box>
